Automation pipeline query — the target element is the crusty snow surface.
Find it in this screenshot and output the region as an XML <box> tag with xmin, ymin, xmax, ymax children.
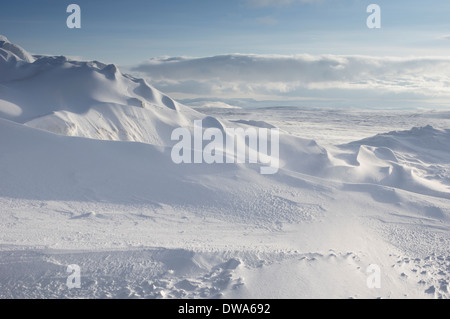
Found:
<box><xmin>0</xmin><ymin>36</ymin><xmax>449</xmax><ymax>299</ymax></box>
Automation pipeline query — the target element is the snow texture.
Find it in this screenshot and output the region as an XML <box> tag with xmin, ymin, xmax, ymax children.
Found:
<box><xmin>0</xmin><ymin>36</ymin><xmax>448</xmax><ymax>299</ymax></box>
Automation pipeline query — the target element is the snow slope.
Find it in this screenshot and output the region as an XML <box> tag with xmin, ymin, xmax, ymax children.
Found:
<box><xmin>0</xmin><ymin>36</ymin><xmax>448</xmax><ymax>299</ymax></box>
<box><xmin>0</xmin><ymin>35</ymin><xmax>197</xmax><ymax>146</ymax></box>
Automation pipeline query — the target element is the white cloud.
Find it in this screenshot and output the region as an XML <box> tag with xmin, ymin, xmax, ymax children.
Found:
<box><xmin>128</xmin><ymin>54</ymin><xmax>450</xmax><ymax>106</ymax></box>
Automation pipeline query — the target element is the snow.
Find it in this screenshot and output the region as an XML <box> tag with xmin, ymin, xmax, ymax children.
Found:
<box><xmin>0</xmin><ymin>36</ymin><xmax>34</xmax><ymax>63</ymax></box>
<box><xmin>0</xmin><ymin>36</ymin><xmax>448</xmax><ymax>299</ymax></box>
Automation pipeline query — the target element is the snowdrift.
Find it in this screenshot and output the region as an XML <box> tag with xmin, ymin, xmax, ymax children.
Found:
<box><xmin>0</xmin><ymin>35</ymin><xmax>449</xmax><ymax>201</ymax></box>
<box><xmin>0</xmin><ymin>36</ymin><xmax>449</xmax><ymax>299</ymax></box>
<box><xmin>0</xmin><ymin>36</ymin><xmax>197</xmax><ymax>146</ymax></box>
<box><xmin>333</xmin><ymin>126</ymin><xmax>450</xmax><ymax>199</ymax></box>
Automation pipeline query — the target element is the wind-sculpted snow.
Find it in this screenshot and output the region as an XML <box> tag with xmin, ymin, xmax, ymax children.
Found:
<box><xmin>0</xmin><ymin>35</ymin><xmax>34</xmax><ymax>63</ymax></box>
<box><xmin>0</xmin><ymin>36</ymin><xmax>448</xmax><ymax>299</ymax></box>
<box><xmin>333</xmin><ymin>126</ymin><xmax>450</xmax><ymax>199</ymax></box>
<box><xmin>0</xmin><ymin>41</ymin><xmax>197</xmax><ymax>146</ymax></box>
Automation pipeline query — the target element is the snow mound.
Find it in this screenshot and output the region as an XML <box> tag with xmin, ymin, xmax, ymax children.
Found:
<box><xmin>0</xmin><ymin>35</ymin><xmax>34</xmax><ymax>63</ymax></box>
<box><xmin>202</xmin><ymin>116</ymin><xmax>226</xmax><ymax>130</ymax></box>
<box><xmin>0</xmin><ymin>36</ymin><xmax>198</xmax><ymax>146</ymax></box>
<box><xmin>345</xmin><ymin>125</ymin><xmax>450</xmax><ymax>163</ymax></box>
<box><xmin>332</xmin><ymin>126</ymin><xmax>450</xmax><ymax>199</ymax></box>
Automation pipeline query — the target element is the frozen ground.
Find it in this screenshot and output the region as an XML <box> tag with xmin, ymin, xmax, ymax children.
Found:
<box><xmin>0</xmin><ymin>36</ymin><xmax>449</xmax><ymax>299</ymax></box>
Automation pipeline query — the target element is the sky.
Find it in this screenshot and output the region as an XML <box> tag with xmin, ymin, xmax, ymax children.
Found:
<box><xmin>1</xmin><ymin>0</ymin><xmax>450</xmax><ymax>108</ymax></box>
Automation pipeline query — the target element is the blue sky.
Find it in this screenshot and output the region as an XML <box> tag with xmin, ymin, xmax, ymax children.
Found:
<box><xmin>1</xmin><ymin>0</ymin><xmax>450</xmax><ymax>64</ymax></box>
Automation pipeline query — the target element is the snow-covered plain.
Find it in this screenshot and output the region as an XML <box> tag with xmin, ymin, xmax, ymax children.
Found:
<box><xmin>0</xmin><ymin>36</ymin><xmax>449</xmax><ymax>299</ymax></box>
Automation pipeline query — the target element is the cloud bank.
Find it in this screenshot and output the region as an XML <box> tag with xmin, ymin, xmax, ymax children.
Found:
<box><xmin>129</xmin><ymin>54</ymin><xmax>450</xmax><ymax>107</ymax></box>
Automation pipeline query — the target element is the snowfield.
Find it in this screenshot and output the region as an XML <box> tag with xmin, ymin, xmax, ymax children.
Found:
<box><xmin>0</xmin><ymin>36</ymin><xmax>449</xmax><ymax>299</ymax></box>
